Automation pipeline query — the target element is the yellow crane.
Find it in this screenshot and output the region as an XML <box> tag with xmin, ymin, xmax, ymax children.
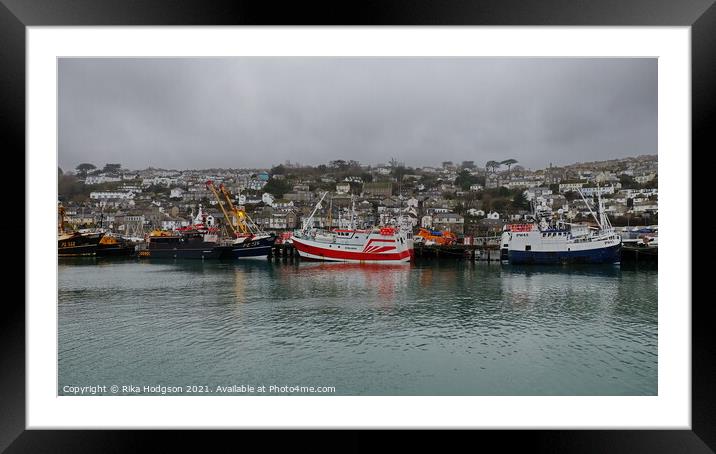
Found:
<box><xmin>58</xmin><ymin>203</ymin><xmax>66</xmax><ymax>234</ymax></box>
<box><xmin>205</xmin><ymin>180</ymin><xmax>239</xmax><ymax>237</ymax></box>
<box><xmin>218</xmin><ymin>183</ymin><xmax>251</xmax><ymax>235</ymax></box>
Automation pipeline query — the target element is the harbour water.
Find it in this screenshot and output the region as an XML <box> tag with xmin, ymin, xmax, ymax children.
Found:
<box><xmin>58</xmin><ymin>259</ymin><xmax>657</xmax><ymax>396</ymax></box>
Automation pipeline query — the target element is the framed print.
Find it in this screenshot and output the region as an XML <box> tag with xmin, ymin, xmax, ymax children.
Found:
<box><xmin>5</xmin><ymin>0</ymin><xmax>709</xmax><ymax>451</ymax></box>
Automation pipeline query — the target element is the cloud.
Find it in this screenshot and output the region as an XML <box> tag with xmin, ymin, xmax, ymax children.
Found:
<box><xmin>58</xmin><ymin>57</ymin><xmax>656</xmax><ymax>171</ymax></box>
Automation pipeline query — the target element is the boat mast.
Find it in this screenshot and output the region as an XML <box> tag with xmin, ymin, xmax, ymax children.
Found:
<box><xmin>58</xmin><ymin>203</ymin><xmax>66</xmax><ymax>234</ymax></box>
<box><xmin>350</xmin><ymin>195</ymin><xmax>355</xmax><ymax>230</ymax></box>
<box><xmin>302</xmin><ymin>191</ymin><xmax>329</xmax><ymax>232</ymax></box>
<box><xmin>596</xmin><ymin>186</ymin><xmax>612</xmax><ymax>230</ymax></box>
<box><xmin>577</xmin><ymin>187</ymin><xmax>602</xmax><ymax>229</ymax></box>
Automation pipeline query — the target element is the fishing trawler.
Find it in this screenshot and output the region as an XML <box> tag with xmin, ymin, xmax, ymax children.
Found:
<box><xmin>290</xmin><ymin>192</ymin><xmax>413</xmax><ymax>263</ymax></box>
<box><xmin>58</xmin><ymin>204</ymin><xmax>105</xmax><ymax>257</ymax></box>
<box><xmin>206</xmin><ymin>181</ymin><xmax>276</xmax><ymax>259</ymax></box>
<box><xmin>139</xmin><ymin>205</ymin><xmax>228</xmax><ymax>259</ymax></box>
<box><xmin>500</xmin><ymin>188</ymin><xmax>621</xmax><ymax>265</ymax></box>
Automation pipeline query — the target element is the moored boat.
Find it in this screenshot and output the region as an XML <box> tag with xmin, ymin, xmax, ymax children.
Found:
<box><xmin>58</xmin><ymin>230</ymin><xmax>105</xmax><ymax>257</ymax></box>
<box><xmin>58</xmin><ymin>203</ymin><xmax>105</xmax><ymax>257</ymax></box>
<box><xmin>205</xmin><ymin>180</ymin><xmax>276</xmax><ymax>259</ymax></box>
<box><xmin>290</xmin><ymin>192</ymin><xmax>413</xmax><ymax>263</ymax></box>
<box><xmin>138</xmin><ymin>205</ymin><xmax>227</xmax><ymax>259</ymax></box>
<box><xmin>96</xmin><ymin>233</ymin><xmax>136</xmax><ymax>257</ymax></box>
<box><xmin>139</xmin><ymin>227</ymin><xmax>227</xmax><ymax>259</ymax></box>
<box><xmin>500</xmin><ymin>188</ymin><xmax>621</xmax><ymax>265</ymax></box>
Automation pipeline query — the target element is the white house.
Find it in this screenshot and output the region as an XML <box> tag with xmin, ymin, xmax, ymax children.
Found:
<box><xmin>466</xmin><ymin>208</ymin><xmax>485</xmax><ymax>217</ymax></box>
<box><xmin>336</xmin><ymin>182</ymin><xmax>351</xmax><ymax>194</ymax></box>
<box><xmin>170</xmin><ymin>188</ymin><xmax>185</xmax><ymax>199</ymax></box>
<box><xmin>524</xmin><ymin>188</ymin><xmax>553</xmax><ymax>201</ymax></box>
<box><xmin>262</xmin><ymin>193</ymin><xmax>275</xmax><ymax>205</ymax></box>
<box><xmin>421</xmin><ymin>215</ymin><xmax>433</xmax><ymax>228</ymax></box>
<box><xmin>431</xmin><ymin>212</ymin><xmax>465</xmax><ymax>234</ymax></box>
<box><xmin>90</xmin><ymin>191</ymin><xmax>134</xmax><ymax>200</ymax></box>
<box><xmin>559</xmin><ymin>182</ymin><xmax>585</xmax><ymax>193</ymax></box>
<box><xmin>247</xmin><ymin>179</ymin><xmax>267</xmax><ymax>191</ymax></box>
<box><xmin>634</xmin><ymin>173</ymin><xmax>657</xmax><ymax>184</ymax></box>
<box><xmin>85</xmin><ymin>175</ymin><xmax>122</xmax><ymax>185</ymax></box>
<box><xmin>580</xmin><ymin>185</ymin><xmax>616</xmax><ymax>197</ymax></box>
<box><xmin>487</xmin><ymin>211</ymin><xmax>500</xmax><ymax>220</ymax></box>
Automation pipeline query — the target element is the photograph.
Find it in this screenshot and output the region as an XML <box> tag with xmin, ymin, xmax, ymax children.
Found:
<box><xmin>56</xmin><ymin>56</ymin><xmax>659</xmax><ymax>397</ymax></box>
<box><xmin>0</xmin><ymin>0</ymin><xmax>707</xmax><ymax>444</ymax></box>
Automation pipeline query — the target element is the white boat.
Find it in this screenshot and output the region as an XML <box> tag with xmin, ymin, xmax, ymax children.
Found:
<box><xmin>500</xmin><ymin>187</ymin><xmax>621</xmax><ymax>265</ymax></box>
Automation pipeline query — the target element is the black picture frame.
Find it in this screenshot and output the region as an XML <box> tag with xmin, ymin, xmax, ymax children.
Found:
<box><xmin>4</xmin><ymin>0</ymin><xmax>708</xmax><ymax>451</ymax></box>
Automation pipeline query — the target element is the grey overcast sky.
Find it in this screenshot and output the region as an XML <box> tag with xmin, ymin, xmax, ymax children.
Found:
<box><xmin>58</xmin><ymin>57</ymin><xmax>656</xmax><ymax>171</ymax></box>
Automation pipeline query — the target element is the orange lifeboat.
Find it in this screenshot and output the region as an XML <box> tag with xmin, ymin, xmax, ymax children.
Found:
<box><xmin>416</xmin><ymin>228</ymin><xmax>457</xmax><ymax>245</ymax></box>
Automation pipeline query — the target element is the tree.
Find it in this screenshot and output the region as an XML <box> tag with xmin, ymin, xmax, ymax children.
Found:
<box><xmin>485</xmin><ymin>161</ymin><xmax>500</xmax><ymax>174</ymax></box>
<box><xmin>619</xmin><ymin>174</ymin><xmax>638</xmax><ymax>189</ymax></box>
<box><xmin>501</xmin><ymin>159</ymin><xmax>518</xmax><ymax>177</ymax></box>
<box><xmin>390</xmin><ymin>166</ymin><xmax>408</xmax><ymax>181</ymax></box>
<box><xmin>102</xmin><ymin>163</ymin><xmax>122</xmax><ymax>173</ymax></box>
<box><xmin>262</xmin><ymin>178</ymin><xmax>291</xmax><ymax>198</ymax></box>
<box><xmin>360</xmin><ymin>172</ymin><xmax>373</xmax><ymax>183</ymax></box>
<box><xmin>76</xmin><ymin>163</ymin><xmax>96</xmax><ymax>175</ymax></box>
<box><xmin>270</xmin><ymin>164</ymin><xmax>286</xmax><ymax>175</ymax></box>
<box><xmin>58</xmin><ymin>173</ymin><xmax>88</xmax><ymax>203</ymax></box>
<box><xmin>492</xmin><ymin>198</ymin><xmax>508</xmax><ymax>213</ymax></box>
<box><xmin>454</xmin><ymin>169</ymin><xmax>480</xmax><ymax>191</ymax></box>
<box><xmin>511</xmin><ymin>192</ymin><xmax>529</xmax><ymax>211</ymax></box>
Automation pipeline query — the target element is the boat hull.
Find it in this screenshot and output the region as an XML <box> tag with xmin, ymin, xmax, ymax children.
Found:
<box><xmin>508</xmin><ymin>243</ymin><xmax>622</xmax><ymax>265</ymax></box>
<box><xmin>228</xmin><ymin>235</ymin><xmax>275</xmax><ymax>259</ymax></box>
<box><xmin>58</xmin><ymin>232</ymin><xmax>104</xmax><ymax>257</ymax></box>
<box><xmin>138</xmin><ymin>246</ymin><xmax>226</xmax><ymax>259</ymax></box>
<box><xmin>291</xmin><ymin>237</ymin><xmax>411</xmax><ymax>264</ymax></box>
<box><xmin>96</xmin><ymin>244</ymin><xmax>136</xmax><ymax>257</ymax></box>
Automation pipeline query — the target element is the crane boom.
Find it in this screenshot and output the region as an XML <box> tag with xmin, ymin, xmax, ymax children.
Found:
<box><xmin>206</xmin><ymin>180</ymin><xmax>238</xmax><ymax>236</ymax></box>
<box><xmin>219</xmin><ymin>184</ymin><xmax>250</xmax><ymax>234</ymax></box>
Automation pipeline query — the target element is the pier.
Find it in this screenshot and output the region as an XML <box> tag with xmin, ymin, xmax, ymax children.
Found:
<box><xmin>269</xmin><ymin>242</ymin><xmax>503</xmax><ymax>262</ymax></box>
<box><xmin>269</xmin><ymin>242</ymin><xmax>299</xmax><ymax>261</ymax></box>
<box><xmin>620</xmin><ymin>244</ymin><xmax>658</xmax><ymax>264</ymax></box>
<box><xmin>413</xmin><ymin>244</ymin><xmax>502</xmax><ymax>262</ymax></box>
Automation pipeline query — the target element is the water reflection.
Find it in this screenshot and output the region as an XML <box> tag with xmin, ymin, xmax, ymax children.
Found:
<box><xmin>58</xmin><ymin>259</ymin><xmax>658</xmax><ymax>395</ymax></box>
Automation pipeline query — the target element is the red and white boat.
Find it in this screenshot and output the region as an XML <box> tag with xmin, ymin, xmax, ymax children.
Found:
<box><xmin>290</xmin><ymin>192</ymin><xmax>413</xmax><ymax>263</ymax></box>
<box><xmin>291</xmin><ymin>226</ymin><xmax>412</xmax><ymax>263</ymax></box>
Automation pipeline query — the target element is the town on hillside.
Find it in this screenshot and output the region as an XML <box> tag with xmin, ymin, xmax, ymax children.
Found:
<box><xmin>58</xmin><ymin>155</ymin><xmax>658</xmax><ymax>238</ymax></box>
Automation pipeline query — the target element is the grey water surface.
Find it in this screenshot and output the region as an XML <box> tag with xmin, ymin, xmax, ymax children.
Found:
<box><xmin>58</xmin><ymin>259</ymin><xmax>657</xmax><ymax>396</ymax></box>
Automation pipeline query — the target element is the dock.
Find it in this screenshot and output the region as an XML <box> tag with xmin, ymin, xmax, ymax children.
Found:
<box><xmin>412</xmin><ymin>244</ymin><xmax>502</xmax><ymax>261</ymax></box>
<box><xmin>620</xmin><ymin>244</ymin><xmax>658</xmax><ymax>263</ymax></box>
<box><xmin>269</xmin><ymin>242</ymin><xmax>503</xmax><ymax>262</ymax></box>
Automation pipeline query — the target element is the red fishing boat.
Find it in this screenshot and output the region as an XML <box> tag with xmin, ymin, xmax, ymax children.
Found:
<box><xmin>290</xmin><ymin>192</ymin><xmax>413</xmax><ymax>263</ymax></box>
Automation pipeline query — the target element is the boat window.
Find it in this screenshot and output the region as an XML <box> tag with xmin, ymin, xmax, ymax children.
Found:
<box><xmin>525</xmin><ymin>245</ymin><xmax>531</xmax><ymax>251</ymax></box>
